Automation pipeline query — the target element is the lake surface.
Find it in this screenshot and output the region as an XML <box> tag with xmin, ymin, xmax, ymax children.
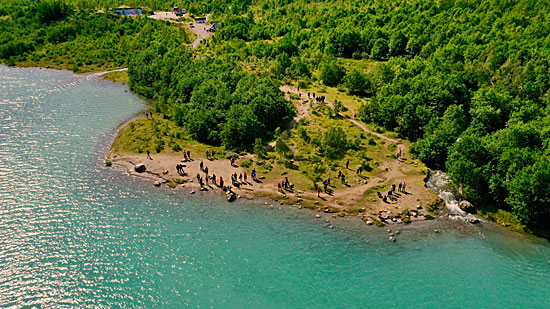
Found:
<box><xmin>1</xmin><ymin>65</ymin><xmax>549</xmax><ymax>307</ymax></box>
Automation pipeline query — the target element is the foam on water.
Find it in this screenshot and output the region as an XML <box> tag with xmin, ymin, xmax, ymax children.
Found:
<box><xmin>1</xmin><ymin>65</ymin><xmax>549</xmax><ymax>307</ymax></box>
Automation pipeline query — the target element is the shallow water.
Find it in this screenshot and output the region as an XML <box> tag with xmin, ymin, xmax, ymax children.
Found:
<box><xmin>1</xmin><ymin>66</ymin><xmax>549</xmax><ymax>307</ymax></box>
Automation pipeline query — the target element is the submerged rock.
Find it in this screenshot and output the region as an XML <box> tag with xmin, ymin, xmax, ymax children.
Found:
<box><xmin>389</xmin><ymin>236</ymin><xmax>396</xmax><ymax>242</ymax></box>
<box><xmin>134</xmin><ymin>164</ymin><xmax>146</xmax><ymax>173</ymax></box>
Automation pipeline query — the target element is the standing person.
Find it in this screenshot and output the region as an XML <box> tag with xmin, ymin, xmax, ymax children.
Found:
<box><xmin>212</xmin><ymin>173</ymin><xmax>216</xmax><ymax>185</ymax></box>
<box><xmin>187</xmin><ymin>150</ymin><xmax>191</xmax><ymax>160</ymax></box>
<box><xmin>206</xmin><ymin>150</ymin><xmax>209</xmax><ymax>159</ymax></box>
<box><xmin>323</xmin><ymin>180</ymin><xmax>328</xmax><ymax>193</ymax></box>
<box><xmin>346</xmin><ymin>159</ymin><xmax>349</xmax><ymax>169</ymax></box>
<box><xmin>402</xmin><ymin>182</ymin><xmax>406</xmax><ymax>193</ymax></box>
<box><xmin>239</xmin><ymin>173</ymin><xmax>243</xmax><ymax>182</ymax></box>
<box><xmin>183</xmin><ymin>151</ymin><xmax>188</xmax><ymax>161</ymax></box>
<box><xmin>341</xmin><ymin>174</ymin><xmax>345</xmax><ymax>184</ymax></box>
<box><xmin>244</xmin><ymin>172</ymin><xmax>247</xmax><ymax>183</ymax></box>
<box><xmin>327</xmin><ymin>176</ymin><xmax>331</xmax><ymax>186</ymax></box>
<box><xmin>251</xmin><ymin>168</ymin><xmax>256</xmax><ymax>180</ymax></box>
<box><xmin>219</xmin><ymin>176</ymin><xmax>224</xmax><ymax>188</ymax></box>
<box><xmin>204</xmin><ymin>166</ymin><xmax>209</xmax><ymax>178</ymax></box>
<box><xmin>145</xmin><ymin>112</ymin><xmax>148</xmax><ymax>119</ymax></box>
<box><xmin>317</xmin><ymin>186</ymin><xmax>321</xmax><ymax>197</ymax></box>
<box><xmin>398</xmin><ymin>182</ymin><xmax>402</xmax><ymax>192</ymax></box>
<box><xmin>146</xmin><ymin>150</ymin><xmax>152</xmax><ymax>160</ymax></box>
<box><xmin>211</xmin><ymin>150</ymin><xmax>215</xmax><ymax>158</ymax></box>
<box><xmin>200</xmin><ymin>160</ymin><xmax>204</xmax><ymax>171</ymax></box>
<box><xmin>399</xmin><ymin>148</ymin><xmax>402</xmax><ymax>158</ymax></box>
<box><xmin>278</xmin><ymin>183</ymin><xmax>281</xmax><ymax>192</ymax></box>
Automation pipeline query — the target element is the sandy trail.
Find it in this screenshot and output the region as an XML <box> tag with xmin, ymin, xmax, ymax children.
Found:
<box><xmin>275</xmin><ymin>86</ymin><xmax>419</xmax><ymax>213</ymax></box>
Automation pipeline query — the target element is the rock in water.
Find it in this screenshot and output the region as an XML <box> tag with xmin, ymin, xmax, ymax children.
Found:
<box><xmin>153</xmin><ymin>181</ymin><xmax>161</xmax><ymax>187</ymax></box>
<box><xmin>366</xmin><ymin>220</ymin><xmax>374</xmax><ymax>225</ymax></box>
<box><xmin>468</xmin><ymin>217</ymin><xmax>480</xmax><ymax>224</ymax></box>
<box><xmin>226</xmin><ymin>191</ymin><xmax>236</xmax><ymax>202</ymax></box>
<box><xmin>459</xmin><ymin>200</ymin><xmax>476</xmax><ymax>214</ymax></box>
<box><xmin>389</xmin><ymin>236</ymin><xmax>396</xmax><ymax>242</ymax></box>
<box><xmin>134</xmin><ymin>164</ymin><xmax>146</xmax><ymax>173</ymax></box>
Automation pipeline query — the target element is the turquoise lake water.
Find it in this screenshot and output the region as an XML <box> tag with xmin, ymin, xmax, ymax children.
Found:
<box><xmin>1</xmin><ymin>65</ymin><xmax>549</xmax><ymax>307</ymax></box>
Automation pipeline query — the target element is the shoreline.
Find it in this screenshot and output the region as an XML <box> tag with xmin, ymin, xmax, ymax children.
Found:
<box><xmin>107</xmin><ymin>137</ymin><xmax>442</xmax><ymax>231</ymax></box>
<box><xmin>109</xmin><ymin>149</ymin><xmax>545</xmax><ymax>245</ymax></box>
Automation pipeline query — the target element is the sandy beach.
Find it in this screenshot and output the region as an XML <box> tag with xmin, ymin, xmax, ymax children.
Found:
<box><xmin>109</xmin><ymin>146</ymin><xmax>440</xmax><ymax>226</ymax></box>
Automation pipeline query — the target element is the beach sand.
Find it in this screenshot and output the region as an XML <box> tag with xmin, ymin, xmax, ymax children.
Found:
<box><xmin>109</xmin><ymin>150</ymin><xmax>440</xmax><ymax>225</ymax></box>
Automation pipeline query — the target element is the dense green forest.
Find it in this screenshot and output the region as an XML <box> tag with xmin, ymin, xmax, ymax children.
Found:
<box><xmin>128</xmin><ymin>48</ymin><xmax>294</xmax><ymax>149</ymax></box>
<box><xmin>1</xmin><ymin>0</ymin><xmax>549</xmax><ymax>233</ymax></box>
<box><xmin>205</xmin><ymin>0</ymin><xmax>550</xmax><ymax>233</ymax></box>
<box><xmin>0</xmin><ymin>1</ymin><xmax>194</xmax><ymax>71</ymax></box>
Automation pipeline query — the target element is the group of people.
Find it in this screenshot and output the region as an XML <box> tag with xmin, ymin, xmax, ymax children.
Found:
<box><xmin>377</xmin><ymin>181</ymin><xmax>408</xmax><ymax>203</ymax></box>
<box><xmin>396</xmin><ymin>148</ymin><xmax>403</xmax><ymax>161</ymax></box>
<box><xmin>231</xmin><ymin>172</ymin><xmax>248</xmax><ymax>186</ymax></box>
<box><xmin>319</xmin><ymin>176</ymin><xmax>332</xmax><ymax>196</ymax></box>
<box><xmin>172</xmin><ymin>155</ymin><xmax>260</xmax><ymax>193</ymax></box>
<box><xmin>337</xmin><ymin>170</ymin><xmax>346</xmax><ymax>184</ymax></box>
<box><xmin>277</xmin><ymin>177</ymin><xmax>293</xmax><ymax>193</ymax></box>
<box><xmin>205</xmin><ymin>150</ymin><xmax>215</xmax><ymax>159</ymax></box>
<box><xmin>182</xmin><ymin>150</ymin><xmax>192</xmax><ymax>161</ymax></box>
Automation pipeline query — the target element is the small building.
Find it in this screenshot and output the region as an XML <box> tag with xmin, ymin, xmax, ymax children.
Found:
<box><xmin>113</xmin><ymin>6</ymin><xmax>142</xmax><ymax>16</ymax></box>
<box><xmin>195</xmin><ymin>16</ymin><xmax>207</xmax><ymax>23</ymax></box>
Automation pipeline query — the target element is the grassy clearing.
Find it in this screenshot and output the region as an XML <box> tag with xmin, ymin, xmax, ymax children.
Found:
<box><xmin>338</xmin><ymin>58</ymin><xmax>381</xmax><ymax>74</ymax></box>
<box><xmin>111</xmin><ymin>115</ymin><xmax>226</xmax><ymax>158</ymax></box>
<box><xmin>102</xmin><ymin>70</ymin><xmax>129</xmax><ymax>84</ymax></box>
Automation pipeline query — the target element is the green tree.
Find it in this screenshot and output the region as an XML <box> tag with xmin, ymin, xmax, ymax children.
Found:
<box><xmin>320</xmin><ymin>62</ymin><xmax>346</xmax><ymax>86</ymax></box>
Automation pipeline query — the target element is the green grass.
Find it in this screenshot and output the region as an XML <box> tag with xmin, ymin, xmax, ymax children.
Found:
<box><xmin>111</xmin><ymin>116</ymin><xmax>226</xmax><ymax>157</ymax></box>
<box><xmin>102</xmin><ymin>70</ymin><xmax>129</xmax><ymax>84</ymax></box>
<box><xmin>338</xmin><ymin>58</ymin><xmax>382</xmax><ymax>75</ymax></box>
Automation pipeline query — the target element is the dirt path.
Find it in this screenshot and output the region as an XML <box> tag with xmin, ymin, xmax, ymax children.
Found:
<box><xmin>149</xmin><ymin>12</ymin><xmax>214</xmax><ymax>48</ymax></box>
<box><xmin>279</xmin><ymin>85</ymin><xmax>401</xmax><ymax>145</ymax></box>
<box><xmin>276</xmin><ymin>86</ymin><xmax>420</xmax><ymax>213</ymax></box>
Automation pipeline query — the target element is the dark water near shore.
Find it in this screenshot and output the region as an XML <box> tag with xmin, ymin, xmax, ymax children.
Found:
<box><xmin>1</xmin><ymin>66</ymin><xmax>549</xmax><ymax>307</ymax></box>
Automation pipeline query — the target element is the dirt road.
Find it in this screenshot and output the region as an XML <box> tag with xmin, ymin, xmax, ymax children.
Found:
<box><xmin>148</xmin><ymin>12</ymin><xmax>214</xmax><ymax>48</ymax></box>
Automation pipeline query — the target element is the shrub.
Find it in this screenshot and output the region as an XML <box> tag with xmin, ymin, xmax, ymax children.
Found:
<box><xmin>240</xmin><ymin>158</ymin><xmax>253</xmax><ymax>168</ymax></box>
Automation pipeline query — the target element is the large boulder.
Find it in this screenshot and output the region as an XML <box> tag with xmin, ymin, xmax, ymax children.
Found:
<box><xmin>468</xmin><ymin>217</ymin><xmax>480</xmax><ymax>224</ymax></box>
<box><xmin>134</xmin><ymin>164</ymin><xmax>146</xmax><ymax>173</ymax></box>
<box><xmin>459</xmin><ymin>200</ymin><xmax>476</xmax><ymax>214</ymax></box>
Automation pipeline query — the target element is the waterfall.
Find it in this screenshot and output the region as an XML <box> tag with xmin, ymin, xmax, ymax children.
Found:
<box><xmin>425</xmin><ymin>170</ymin><xmax>468</xmax><ymax>218</ymax></box>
